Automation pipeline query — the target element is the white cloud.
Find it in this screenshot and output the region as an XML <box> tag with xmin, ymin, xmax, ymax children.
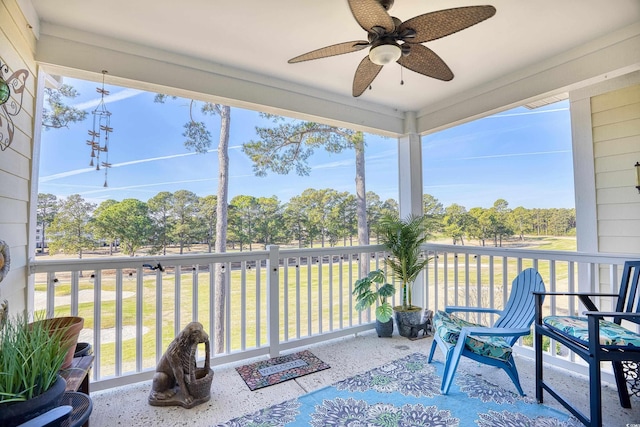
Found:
<box><xmin>73</xmin><ymin>88</ymin><xmax>144</xmax><ymax>110</ymax></box>
<box><xmin>312</xmin><ymin>159</ymin><xmax>353</xmax><ymax>170</ymax></box>
<box><xmin>79</xmin><ymin>178</ymin><xmax>216</xmax><ymax>195</ymax></box>
<box><xmin>486</xmin><ymin>107</ymin><xmax>568</xmax><ymax>119</ymax></box>
<box><xmin>40</xmin><ymin>167</ymin><xmax>96</xmax><ymax>182</ymax></box>
<box><xmin>40</xmin><ymin>149</ymin><xmax>217</xmax><ymax>182</ymax></box>
<box><xmin>112</xmin><ymin>150</ymin><xmax>215</xmax><ymax>168</ymax></box>
<box><xmin>459</xmin><ymin>150</ymin><xmax>570</xmax><ymax>161</ymax></box>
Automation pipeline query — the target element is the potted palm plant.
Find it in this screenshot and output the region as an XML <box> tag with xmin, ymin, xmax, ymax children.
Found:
<box><xmin>353</xmin><ymin>269</ymin><xmax>396</xmax><ymax>337</ymax></box>
<box><xmin>378</xmin><ymin>213</ymin><xmax>431</xmax><ymax>338</ymax></box>
<box><xmin>0</xmin><ymin>313</ymin><xmax>70</xmax><ymax>426</ymax></box>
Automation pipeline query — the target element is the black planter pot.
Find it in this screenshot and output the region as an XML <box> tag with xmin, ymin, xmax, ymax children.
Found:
<box><xmin>74</xmin><ymin>342</ymin><xmax>93</xmax><ymax>358</ymax></box>
<box><xmin>394</xmin><ymin>307</ymin><xmax>424</xmax><ymax>338</ymax></box>
<box><xmin>375</xmin><ymin>318</ymin><xmax>394</xmax><ymax>337</ymax></box>
<box><xmin>0</xmin><ymin>375</ymin><xmax>67</xmax><ymax>427</ymax></box>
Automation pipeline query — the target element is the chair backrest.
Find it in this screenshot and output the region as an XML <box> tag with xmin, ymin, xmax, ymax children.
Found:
<box><xmin>494</xmin><ymin>268</ymin><xmax>546</xmax><ymax>345</ymax></box>
<box><xmin>615</xmin><ymin>260</ymin><xmax>640</xmax><ymax>326</ymax></box>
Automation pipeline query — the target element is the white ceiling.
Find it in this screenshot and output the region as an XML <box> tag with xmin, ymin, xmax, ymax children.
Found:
<box><xmin>24</xmin><ymin>0</ymin><xmax>640</xmax><ymax>134</ymax></box>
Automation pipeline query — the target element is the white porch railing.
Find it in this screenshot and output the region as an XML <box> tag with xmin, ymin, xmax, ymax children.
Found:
<box><xmin>29</xmin><ymin>244</ymin><xmax>638</xmax><ymax>391</ymax></box>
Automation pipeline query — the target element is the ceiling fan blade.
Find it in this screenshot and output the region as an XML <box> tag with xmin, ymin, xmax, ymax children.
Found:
<box><xmin>348</xmin><ymin>0</ymin><xmax>395</xmax><ymax>33</ymax></box>
<box><xmin>397</xmin><ymin>45</ymin><xmax>453</xmax><ymax>81</ymax></box>
<box><xmin>288</xmin><ymin>41</ymin><xmax>369</xmax><ymax>63</ymax></box>
<box><xmin>353</xmin><ymin>56</ymin><xmax>383</xmax><ymax>97</ymax></box>
<box><xmin>399</xmin><ymin>6</ymin><xmax>496</xmax><ymax>44</ymax></box>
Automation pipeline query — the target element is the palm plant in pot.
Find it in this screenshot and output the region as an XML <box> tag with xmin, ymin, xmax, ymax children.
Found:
<box><xmin>0</xmin><ymin>313</ymin><xmax>70</xmax><ymax>426</ymax></box>
<box><xmin>353</xmin><ymin>269</ymin><xmax>396</xmax><ymax>337</ymax></box>
<box><xmin>378</xmin><ymin>213</ymin><xmax>431</xmax><ymax>338</ymax></box>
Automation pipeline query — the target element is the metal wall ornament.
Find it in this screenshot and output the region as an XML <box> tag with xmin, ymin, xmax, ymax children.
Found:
<box><xmin>86</xmin><ymin>70</ymin><xmax>114</xmax><ymax>187</ymax></box>
<box><xmin>0</xmin><ymin>239</ymin><xmax>10</xmax><ymax>283</ymax></box>
<box><xmin>0</xmin><ymin>60</ymin><xmax>29</xmax><ymax>151</ymax></box>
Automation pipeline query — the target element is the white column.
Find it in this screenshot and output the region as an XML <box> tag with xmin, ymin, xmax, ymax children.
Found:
<box><xmin>398</xmin><ymin>111</ymin><xmax>425</xmax><ymax>308</ymax></box>
<box><xmin>570</xmin><ymin>93</ymin><xmax>598</xmax><ymax>294</ymax></box>
<box><xmin>398</xmin><ymin>111</ymin><xmax>423</xmax><ymax>218</ymax></box>
<box><xmin>569</xmin><ymin>94</ymin><xmax>598</xmax><ymax>255</ymax></box>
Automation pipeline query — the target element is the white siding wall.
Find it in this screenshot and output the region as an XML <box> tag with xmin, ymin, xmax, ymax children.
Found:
<box><xmin>592</xmin><ymin>83</ymin><xmax>640</xmax><ymax>254</ymax></box>
<box><xmin>0</xmin><ymin>0</ymin><xmax>37</xmax><ymax>314</ymax></box>
<box><xmin>570</xmin><ymin>72</ymin><xmax>640</xmax><ymax>295</ymax></box>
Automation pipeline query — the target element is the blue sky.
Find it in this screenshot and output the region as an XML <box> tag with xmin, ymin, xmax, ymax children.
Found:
<box><xmin>38</xmin><ymin>77</ymin><xmax>574</xmax><ymax>209</ymax></box>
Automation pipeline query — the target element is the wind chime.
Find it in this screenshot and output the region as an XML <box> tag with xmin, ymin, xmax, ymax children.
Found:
<box><xmin>86</xmin><ymin>70</ymin><xmax>113</xmax><ymax>187</ymax></box>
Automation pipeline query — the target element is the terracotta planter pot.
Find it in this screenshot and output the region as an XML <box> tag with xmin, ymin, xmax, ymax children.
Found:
<box><xmin>31</xmin><ymin>316</ymin><xmax>84</xmax><ymax>369</ymax></box>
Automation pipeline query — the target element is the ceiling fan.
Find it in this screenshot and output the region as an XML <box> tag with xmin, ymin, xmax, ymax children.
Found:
<box><xmin>288</xmin><ymin>0</ymin><xmax>496</xmax><ymax>97</ymax></box>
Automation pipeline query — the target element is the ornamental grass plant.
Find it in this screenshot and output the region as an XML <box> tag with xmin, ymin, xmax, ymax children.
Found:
<box><xmin>378</xmin><ymin>213</ymin><xmax>431</xmax><ymax>311</ymax></box>
<box><xmin>0</xmin><ymin>314</ymin><xmax>68</xmax><ymax>403</ymax></box>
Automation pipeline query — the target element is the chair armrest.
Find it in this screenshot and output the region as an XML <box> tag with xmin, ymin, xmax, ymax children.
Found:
<box><xmin>460</xmin><ymin>326</ymin><xmax>531</xmax><ymax>337</ymax></box>
<box><xmin>17</xmin><ymin>406</ymin><xmax>72</xmax><ymax>427</ymax></box>
<box><xmin>584</xmin><ymin>311</ymin><xmax>640</xmax><ymax>319</ymax></box>
<box><xmin>533</xmin><ymin>291</ymin><xmax>619</xmax><ymax>297</ymax></box>
<box><xmin>534</xmin><ymin>292</ymin><xmax>619</xmax><ymax>312</ymax></box>
<box><xmin>445</xmin><ymin>306</ymin><xmax>502</xmax><ymax>315</ymax></box>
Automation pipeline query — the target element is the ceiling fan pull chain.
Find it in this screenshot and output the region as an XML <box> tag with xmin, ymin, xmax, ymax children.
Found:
<box><xmin>400</xmin><ymin>65</ymin><xmax>404</xmax><ymax>86</ymax></box>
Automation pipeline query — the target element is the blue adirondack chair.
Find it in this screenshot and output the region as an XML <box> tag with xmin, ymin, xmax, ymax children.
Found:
<box><xmin>428</xmin><ymin>268</ymin><xmax>546</xmax><ymax>395</ymax></box>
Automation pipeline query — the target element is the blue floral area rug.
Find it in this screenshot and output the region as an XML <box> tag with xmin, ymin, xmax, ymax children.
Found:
<box><xmin>217</xmin><ymin>352</ymin><xmax>580</xmax><ymax>426</ymax></box>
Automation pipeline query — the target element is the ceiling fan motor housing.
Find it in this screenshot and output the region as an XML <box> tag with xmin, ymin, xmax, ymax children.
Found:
<box><xmin>379</xmin><ymin>0</ymin><xmax>394</xmax><ymax>11</ymax></box>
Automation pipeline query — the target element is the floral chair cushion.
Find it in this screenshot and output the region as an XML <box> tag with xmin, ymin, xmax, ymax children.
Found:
<box><xmin>544</xmin><ymin>315</ymin><xmax>640</xmax><ymax>348</ymax></box>
<box><xmin>433</xmin><ymin>310</ymin><xmax>513</xmax><ymax>361</ymax></box>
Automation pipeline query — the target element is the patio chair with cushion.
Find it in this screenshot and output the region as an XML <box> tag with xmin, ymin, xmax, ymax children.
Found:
<box><xmin>534</xmin><ymin>260</ymin><xmax>640</xmax><ymax>427</ymax></box>
<box><xmin>428</xmin><ymin>268</ymin><xmax>546</xmax><ymax>395</ymax></box>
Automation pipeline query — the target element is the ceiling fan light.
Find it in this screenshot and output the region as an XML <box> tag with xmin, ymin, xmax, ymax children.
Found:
<box><xmin>369</xmin><ymin>44</ymin><xmax>401</xmax><ymax>66</ymax></box>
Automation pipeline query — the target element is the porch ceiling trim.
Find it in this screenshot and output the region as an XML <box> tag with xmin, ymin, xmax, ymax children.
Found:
<box><xmin>35</xmin><ymin>21</ymin><xmax>640</xmax><ymax>137</ymax></box>
<box><xmin>416</xmin><ymin>22</ymin><xmax>640</xmax><ymax>135</ymax></box>
<box><xmin>35</xmin><ymin>24</ymin><xmax>405</xmax><ymax>138</ymax></box>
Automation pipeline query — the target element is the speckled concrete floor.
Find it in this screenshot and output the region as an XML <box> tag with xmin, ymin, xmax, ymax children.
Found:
<box><xmin>88</xmin><ymin>330</ymin><xmax>639</xmax><ymax>426</ymax></box>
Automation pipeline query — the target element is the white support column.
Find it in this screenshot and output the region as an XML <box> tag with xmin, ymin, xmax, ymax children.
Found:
<box><xmin>398</xmin><ymin>111</ymin><xmax>423</xmax><ymax>218</ymax></box>
<box><xmin>569</xmin><ymin>94</ymin><xmax>598</xmax><ymax>257</ymax></box>
<box><xmin>570</xmin><ymin>93</ymin><xmax>598</xmax><ymax>294</ymax></box>
<box><xmin>398</xmin><ymin>111</ymin><xmax>425</xmax><ymax>308</ymax></box>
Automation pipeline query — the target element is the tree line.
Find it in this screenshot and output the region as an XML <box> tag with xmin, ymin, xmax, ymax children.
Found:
<box><xmin>43</xmin><ymin>87</ymin><xmax>370</xmax><ymax>354</ymax></box>
<box><xmin>37</xmin><ymin>191</ymin><xmax>575</xmax><ymax>258</ymax></box>
<box><xmin>42</xmin><ymin>83</ymin><xmax>574</xmax><ymax>352</ymax></box>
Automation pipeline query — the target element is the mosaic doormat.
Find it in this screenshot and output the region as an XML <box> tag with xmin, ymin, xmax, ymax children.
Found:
<box><xmin>235</xmin><ymin>350</ymin><xmax>330</xmax><ymax>391</ymax></box>
<box><xmin>220</xmin><ymin>352</ymin><xmax>581</xmax><ymax>426</ymax></box>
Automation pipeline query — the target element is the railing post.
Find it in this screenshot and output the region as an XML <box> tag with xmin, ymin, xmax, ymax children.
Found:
<box><xmin>267</xmin><ymin>245</ymin><xmax>280</xmax><ymax>358</ymax></box>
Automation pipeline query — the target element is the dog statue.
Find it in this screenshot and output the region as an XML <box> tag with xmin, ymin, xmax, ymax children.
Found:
<box><xmin>149</xmin><ymin>322</ymin><xmax>211</xmax><ymax>408</ymax></box>
<box><xmin>408</xmin><ymin>310</ymin><xmax>434</xmax><ymax>340</ymax></box>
